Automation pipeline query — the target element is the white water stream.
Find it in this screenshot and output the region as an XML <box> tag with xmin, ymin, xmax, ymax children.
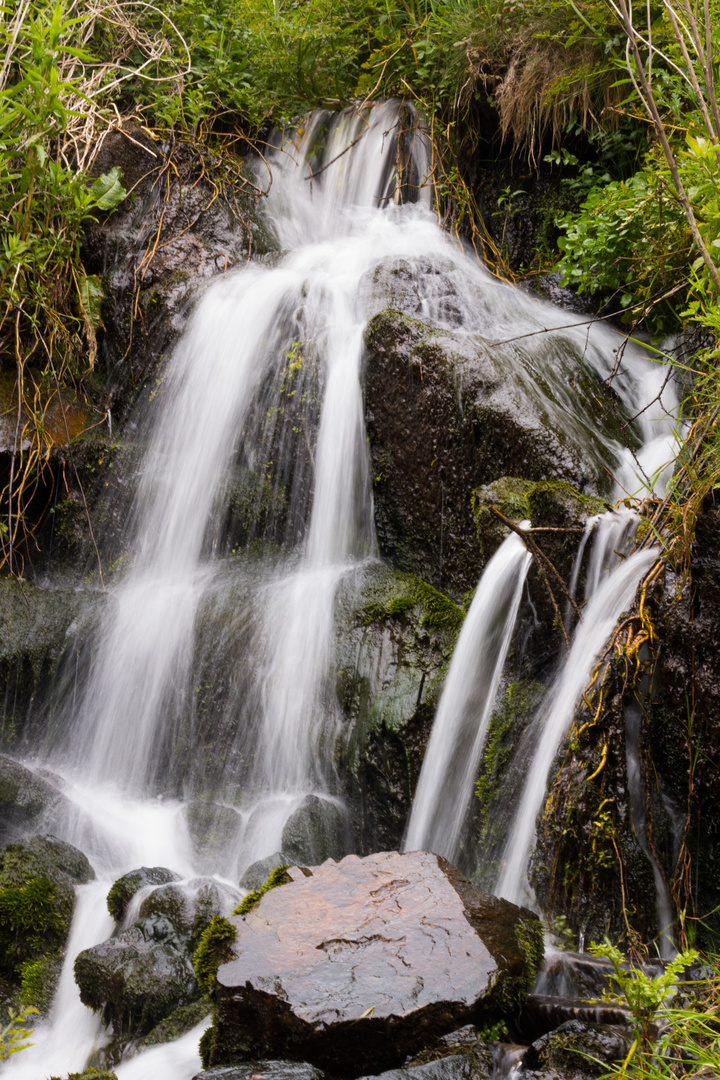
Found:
<box><xmin>404</xmin><ymin>532</ymin><xmax>532</xmax><ymax>858</ymax></box>
<box><xmin>2</xmin><ymin>100</ymin><xmax>681</xmax><ymax>1076</ymax></box>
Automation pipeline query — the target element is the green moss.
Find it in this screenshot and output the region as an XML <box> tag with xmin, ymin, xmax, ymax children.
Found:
<box><xmin>475</xmin><ymin>681</ymin><xmax>545</xmax><ymax>818</ymax></box>
<box><xmin>0</xmin><ymin>876</ymin><xmax>67</xmax><ymax>979</ymax></box>
<box><xmin>199</xmin><ymin>1023</ymin><xmax>216</xmax><ymax>1068</ymax></box>
<box><xmin>136</xmin><ymin>996</ymin><xmax>211</xmax><ymax>1049</ymax></box>
<box><xmin>526</xmin><ymin>480</ymin><xmax>605</xmax><ymax>525</ymax></box>
<box><xmin>358</xmin><ymin>572</ymin><xmax>464</xmax><ymax>642</ymax></box>
<box><xmin>489</xmin><ymin>915</ymin><xmax>544</xmax><ymax>1014</ymax></box>
<box><xmin>192</xmin><ymin>916</ymin><xmax>237</xmax><ymax>995</ymax></box>
<box><xmin>472</xmin><ymin>476</ymin><xmax>605</xmax><ymax>562</ymax></box>
<box><xmin>19</xmin><ymin>954</ymin><xmax>61</xmax><ymax>1014</ymax></box>
<box><xmin>233</xmin><ymin>863</ymin><xmax>291</xmax><ymax>917</ymax></box>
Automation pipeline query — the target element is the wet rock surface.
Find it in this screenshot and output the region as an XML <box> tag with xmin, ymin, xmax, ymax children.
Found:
<box><xmin>280</xmin><ymin>795</ymin><xmax>350</xmax><ymax>865</ymax></box>
<box><xmin>521</xmin><ymin>1018</ymin><xmax>631</xmax><ymax>1079</ymax></box>
<box><xmin>530</xmin><ymin>497</ymin><xmax>720</xmax><ymax>946</ymax></box>
<box><xmin>195</xmin><ymin>1065</ymin><xmax>325</xmax><ymax>1080</ymax></box>
<box><xmin>334</xmin><ymin>563</ymin><xmax>460</xmax><ymax>854</ymax></box>
<box><xmin>359</xmin><ymin>1056</ymin><xmax>477</xmax><ymax>1080</ymax></box>
<box><xmin>106</xmin><ymin>865</ymin><xmax>181</xmax><ymax>923</ymax></box>
<box><xmin>83</xmin><ymin>126</ymin><xmax>277</xmax><ymax>423</ymax></box>
<box><xmin>212</xmin><ymin>850</ymin><xmax>542</xmax><ymax>1075</ymax></box>
<box><xmin>75</xmin><ymin>875</ymin><xmax>235</xmax><ymax>1036</ymax></box>
<box><xmin>0</xmin><ymin>578</ymin><xmax>106</xmax><ymax>749</ymax></box>
<box><xmin>363</xmin><ymin>303</ymin><xmax>622</xmax><ymax>597</ymax></box>
<box><xmin>0</xmin><ymin>756</ymin><xmax>71</xmax><ymax>844</ymax></box>
<box><xmin>240</xmin><ymin>852</ymin><xmax>295</xmax><ymax>892</ymax></box>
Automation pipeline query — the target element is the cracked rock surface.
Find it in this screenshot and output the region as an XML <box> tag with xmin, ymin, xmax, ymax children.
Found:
<box><xmin>212</xmin><ymin>850</ymin><xmax>542</xmax><ymax>1076</ymax></box>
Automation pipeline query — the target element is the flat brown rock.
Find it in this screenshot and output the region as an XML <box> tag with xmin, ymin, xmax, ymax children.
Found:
<box><xmin>211</xmin><ymin>851</ymin><xmax>542</xmax><ymax>1076</ymax></box>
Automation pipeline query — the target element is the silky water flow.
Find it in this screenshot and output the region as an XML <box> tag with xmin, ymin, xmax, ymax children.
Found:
<box><xmin>3</xmin><ymin>101</ymin><xmax>679</xmax><ymax>1076</ymax></box>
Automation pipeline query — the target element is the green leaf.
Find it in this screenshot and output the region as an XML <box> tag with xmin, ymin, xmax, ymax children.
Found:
<box><xmin>78</xmin><ymin>273</ymin><xmax>103</xmax><ymax>328</ymax></box>
<box><xmin>89</xmin><ymin>166</ymin><xmax>126</xmax><ymax>211</ymax></box>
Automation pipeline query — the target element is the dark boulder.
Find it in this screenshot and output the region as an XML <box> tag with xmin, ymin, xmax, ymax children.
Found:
<box><xmin>363</xmin><ymin>302</ymin><xmax>623</xmax><ymax>597</ymax></box>
<box><xmin>75</xmin><ymin>876</ymin><xmax>235</xmax><ymax>1037</ymax></box>
<box><xmin>240</xmin><ymin>853</ymin><xmax>295</xmax><ymax>892</ymax></box>
<box><xmin>184</xmin><ymin>802</ymin><xmax>244</xmax><ymax>874</ymax></box>
<box><xmin>211</xmin><ymin>850</ymin><xmax>543</xmax><ymax>1076</ymax></box>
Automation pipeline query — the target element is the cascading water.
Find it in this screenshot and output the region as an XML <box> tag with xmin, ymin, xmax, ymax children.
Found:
<box><xmin>404</xmin><ymin>532</ymin><xmax>532</xmax><ymax>859</ymax></box>
<box><xmin>2</xmin><ymin>98</ymin><xmax>682</xmax><ymax>1077</ymax></box>
<box><xmin>495</xmin><ymin>528</ymin><xmax>660</xmax><ymax>907</ymax></box>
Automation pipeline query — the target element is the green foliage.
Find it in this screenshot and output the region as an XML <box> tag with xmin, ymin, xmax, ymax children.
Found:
<box><xmin>233</xmin><ymin>863</ymin><xmax>291</xmax><ymax>917</ymax></box>
<box><xmin>477</xmin><ymin>1019</ymin><xmax>509</xmax><ymax>1042</ymax></box>
<box><xmin>192</xmin><ymin>915</ymin><xmax>237</xmax><ymax>995</ymax></box>
<box><xmin>590</xmin><ymin>941</ymin><xmax>720</xmax><ymax>1079</ymax></box>
<box><xmin>0</xmin><ymin>1005</ymin><xmax>38</xmax><ymax>1061</ymax></box>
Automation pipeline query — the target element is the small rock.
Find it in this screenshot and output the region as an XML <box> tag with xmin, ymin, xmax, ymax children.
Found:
<box><xmin>280</xmin><ymin>794</ymin><xmax>349</xmax><ymax>865</ymax></box>
<box><xmin>106</xmin><ymin>866</ymin><xmax>180</xmax><ymax>923</ymax></box>
<box><xmin>240</xmin><ymin>852</ymin><xmax>294</xmax><ymax>892</ymax></box>
<box><xmin>184</xmin><ymin>801</ymin><xmax>244</xmax><ymax>873</ymax></box>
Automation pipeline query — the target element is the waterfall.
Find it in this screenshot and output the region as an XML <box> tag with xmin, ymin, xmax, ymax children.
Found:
<box><xmin>496</xmin><ymin>528</ymin><xmax>659</xmax><ymax>906</ymax></box>
<box><xmin>404</xmin><ymin>532</ymin><xmax>532</xmax><ymax>859</ymax></box>
<box><xmin>3</xmin><ymin>98</ymin><xmax>683</xmax><ymax>1077</ymax></box>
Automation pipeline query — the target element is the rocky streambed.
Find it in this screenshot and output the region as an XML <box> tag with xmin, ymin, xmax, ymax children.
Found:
<box><xmin>0</xmin><ymin>835</ymin><xmax>646</xmax><ymax>1080</ymax></box>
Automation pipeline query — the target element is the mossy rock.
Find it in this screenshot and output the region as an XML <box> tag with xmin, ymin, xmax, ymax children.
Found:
<box><xmin>0</xmin><ymin>835</ymin><xmax>93</xmax><ymax>983</ymax></box>
<box><xmin>472</xmin><ymin>476</ymin><xmax>604</xmax><ymax>561</ymax></box>
<box><xmin>134</xmin><ymin>994</ymin><xmax>211</xmax><ymax>1050</ymax></box>
<box><xmin>522</xmin><ymin>1018</ymin><xmax>630</xmax><ymax>1078</ymax></box>
<box><xmin>333</xmin><ymin>563</ymin><xmax>460</xmax><ymax>853</ymax></box>
<box><xmin>77</xmin><ymin>875</ymin><xmax>232</xmax><ymax>1037</ymax></box>
<box><xmin>106</xmin><ymin>866</ymin><xmax>180</xmax><ymax>923</ymax></box>
<box><xmin>364</xmin><ymin>302</ymin><xmax>624</xmax><ymax>597</ymax></box>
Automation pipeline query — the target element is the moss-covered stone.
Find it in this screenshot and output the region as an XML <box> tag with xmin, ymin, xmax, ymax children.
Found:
<box><xmin>364</xmin><ymin>302</ymin><xmax>623</xmax><ymax>597</ymax></box>
<box><xmin>472</xmin><ymin>476</ymin><xmax>604</xmax><ymax>561</ymax></box>
<box><xmin>233</xmin><ymin>863</ymin><xmax>291</xmax><ymax>918</ymax></box>
<box><xmin>106</xmin><ymin>866</ymin><xmax>179</xmax><ymax>923</ymax></box>
<box><xmin>0</xmin><ymin>836</ymin><xmax>93</xmax><ymax>985</ymax></box>
<box><xmin>77</xmin><ymin>875</ymin><xmax>231</xmax><ymax>1037</ymax></box>
<box><xmin>134</xmin><ymin>995</ymin><xmax>211</xmax><ymax>1050</ymax></box>
<box><xmin>334</xmin><ymin>563</ymin><xmax>461</xmax><ymax>853</ymax></box>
